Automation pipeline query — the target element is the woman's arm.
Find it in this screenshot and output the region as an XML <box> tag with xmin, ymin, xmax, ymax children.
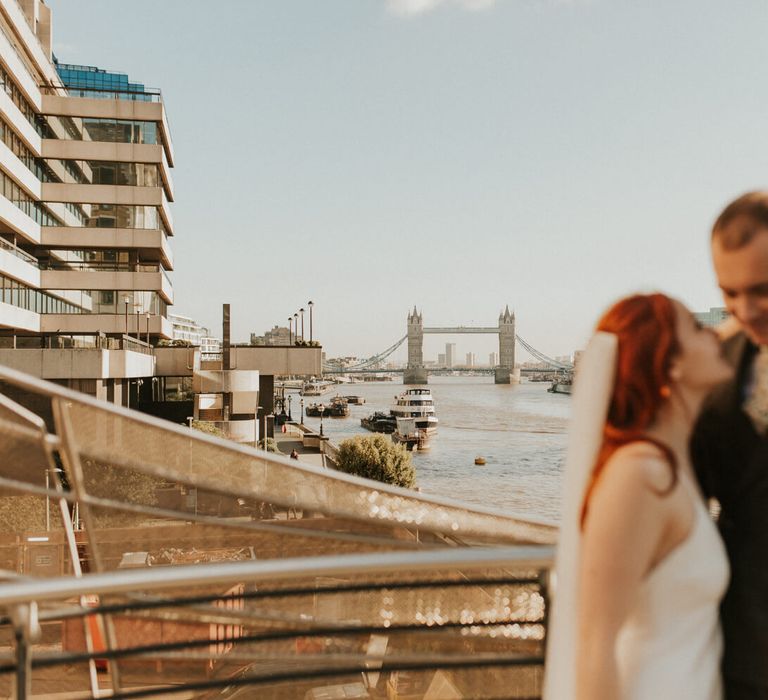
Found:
<box><xmin>576</xmin><ymin>448</ymin><xmax>676</xmax><ymax>700</ymax></box>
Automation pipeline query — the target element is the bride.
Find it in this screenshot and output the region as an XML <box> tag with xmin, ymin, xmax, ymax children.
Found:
<box><xmin>544</xmin><ymin>293</ymin><xmax>733</xmax><ymax>699</ymax></box>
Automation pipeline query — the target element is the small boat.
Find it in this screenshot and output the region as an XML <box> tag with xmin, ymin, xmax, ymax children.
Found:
<box><xmin>361</xmin><ymin>411</ymin><xmax>397</xmax><ymax>433</ymax></box>
<box><xmin>305</xmin><ymin>396</ymin><xmax>349</xmax><ymax>417</ymax></box>
<box><xmin>474</xmin><ymin>456</ymin><xmax>486</xmax><ymax>466</ymax></box>
<box><xmin>344</xmin><ymin>395</ymin><xmax>366</xmax><ymax>405</ymax></box>
<box><xmin>390</xmin><ymin>388</ymin><xmax>438</xmax><ymax>435</ymax></box>
<box><xmin>548</xmin><ymin>377</ymin><xmax>573</xmax><ymax>395</ymax></box>
<box><xmin>391</xmin><ymin>418</ymin><xmax>430</xmax><ymax>452</ymax></box>
<box><xmin>300</xmin><ymin>380</ymin><xmax>331</xmax><ymax>397</ymax></box>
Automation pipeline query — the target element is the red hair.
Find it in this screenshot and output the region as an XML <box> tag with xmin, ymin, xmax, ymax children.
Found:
<box><xmin>580</xmin><ymin>293</ymin><xmax>680</xmax><ymax>527</ymax></box>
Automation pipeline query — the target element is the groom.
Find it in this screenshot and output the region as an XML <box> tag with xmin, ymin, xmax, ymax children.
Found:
<box><xmin>693</xmin><ymin>191</ymin><xmax>768</xmax><ymax>700</ymax></box>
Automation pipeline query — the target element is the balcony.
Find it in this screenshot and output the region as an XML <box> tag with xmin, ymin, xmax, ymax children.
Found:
<box><xmin>40</xmin><ymin>312</ymin><xmax>172</xmax><ymax>338</ymax></box>
<box><xmin>0</xmin><ymin>237</ymin><xmax>39</xmax><ymax>287</ymax></box>
<box><xmin>41</xmin><ymin>89</ymin><xmax>174</xmax><ymax>166</ymax></box>
<box><xmin>40</xmin><ymin>226</ymin><xmax>174</xmax><ymax>270</ymax></box>
<box><xmin>40</xmin><ymin>263</ymin><xmax>173</xmax><ymax>303</ymax></box>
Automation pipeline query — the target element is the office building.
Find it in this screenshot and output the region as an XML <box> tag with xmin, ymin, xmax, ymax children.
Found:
<box><xmin>437</xmin><ymin>352</ymin><xmax>445</xmax><ymax>366</ymax></box>
<box><xmin>169</xmin><ymin>314</ymin><xmax>208</xmax><ymax>345</ymax></box>
<box><xmin>445</xmin><ymin>342</ymin><xmax>455</xmax><ymax>368</ymax></box>
<box><xmin>250</xmin><ymin>324</ymin><xmax>290</xmax><ymax>346</ymax></box>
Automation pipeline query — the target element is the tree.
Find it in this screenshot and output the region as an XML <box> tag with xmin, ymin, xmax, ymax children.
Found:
<box><xmin>335</xmin><ymin>435</ymin><xmax>416</xmax><ymax>488</ymax></box>
<box><xmin>257</xmin><ymin>437</ymin><xmax>282</xmax><ymax>454</ymax></box>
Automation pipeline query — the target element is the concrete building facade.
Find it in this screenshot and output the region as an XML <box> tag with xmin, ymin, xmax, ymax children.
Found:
<box><xmin>0</xmin><ymin>1</ymin><xmax>322</xmax><ymax>426</ymax></box>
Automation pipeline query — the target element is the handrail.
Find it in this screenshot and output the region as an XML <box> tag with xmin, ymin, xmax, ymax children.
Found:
<box><xmin>0</xmin><ymin>238</ymin><xmax>37</xmax><ymax>266</ymax></box>
<box><xmin>0</xmin><ymin>546</ymin><xmax>553</xmax><ymax>607</ymax></box>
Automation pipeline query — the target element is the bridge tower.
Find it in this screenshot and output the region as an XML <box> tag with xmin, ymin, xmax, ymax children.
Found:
<box><xmin>495</xmin><ymin>305</ymin><xmax>520</xmax><ymax>384</ymax></box>
<box><xmin>404</xmin><ymin>306</ymin><xmax>428</xmax><ymax>385</ymax></box>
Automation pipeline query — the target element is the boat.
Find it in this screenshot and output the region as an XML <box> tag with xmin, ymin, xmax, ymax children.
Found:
<box><xmin>344</xmin><ymin>395</ymin><xmax>366</xmax><ymax>405</ymax></box>
<box><xmin>474</xmin><ymin>456</ymin><xmax>486</xmax><ymax>466</ymax></box>
<box><xmin>305</xmin><ymin>396</ymin><xmax>350</xmax><ymax>417</ymax></box>
<box><xmin>300</xmin><ymin>380</ymin><xmax>331</xmax><ymax>397</ymax></box>
<box><xmin>390</xmin><ymin>388</ymin><xmax>439</xmax><ymax>435</ymax></box>
<box><xmin>548</xmin><ymin>376</ymin><xmax>573</xmax><ymax>395</ymax></box>
<box><xmin>361</xmin><ymin>411</ymin><xmax>397</xmax><ymax>433</ymax></box>
<box><xmin>391</xmin><ymin>418</ymin><xmax>431</xmax><ymax>452</ymax></box>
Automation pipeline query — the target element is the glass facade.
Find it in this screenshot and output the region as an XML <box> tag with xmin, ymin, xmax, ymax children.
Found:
<box><xmin>0</xmin><ymin>114</ymin><xmax>54</xmax><ymax>181</ymax></box>
<box><xmin>44</xmin><ymin>203</ymin><xmax>161</xmax><ymax>229</ymax></box>
<box><xmin>53</xmin><ymin>117</ymin><xmax>160</xmax><ymax>146</ymax></box>
<box><xmin>54</xmin><ymin>62</ymin><xmax>158</xmax><ymax>102</ymax></box>
<box><xmin>0</xmin><ymin>166</ymin><xmax>62</xmax><ymax>225</ymax></box>
<box><xmin>0</xmin><ymin>62</ymin><xmax>47</xmax><ymax>136</ymax></box>
<box><xmin>47</xmin><ymin>289</ymin><xmax>167</xmax><ymax>316</ymax></box>
<box><xmin>44</xmin><ymin>160</ymin><xmax>159</xmax><ymax>187</ymax></box>
<box><xmin>0</xmin><ymin>273</ymin><xmax>82</xmax><ymax>314</ymax></box>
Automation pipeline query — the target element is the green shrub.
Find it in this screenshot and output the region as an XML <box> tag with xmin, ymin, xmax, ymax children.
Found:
<box><xmin>258</xmin><ymin>437</ymin><xmax>282</xmax><ymax>454</ymax></box>
<box><xmin>191</xmin><ymin>420</ymin><xmax>229</xmax><ymax>439</ymax></box>
<box><xmin>335</xmin><ymin>434</ymin><xmax>415</xmax><ymax>488</ymax></box>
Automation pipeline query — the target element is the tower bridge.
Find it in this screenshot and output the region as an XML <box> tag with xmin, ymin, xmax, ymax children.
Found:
<box><xmin>323</xmin><ymin>306</ymin><xmax>573</xmax><ymax>382</ymax></box>
<box><xmin>406</xmin><ymin>306</ymin><xmax>517</xmax><ymax>384</ymax></box>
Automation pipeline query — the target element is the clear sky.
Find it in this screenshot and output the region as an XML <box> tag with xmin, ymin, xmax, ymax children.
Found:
<box><xmin>45</xmin><ymin>0</ymin><xmax>768</xmax><ymax>363</ymax></box>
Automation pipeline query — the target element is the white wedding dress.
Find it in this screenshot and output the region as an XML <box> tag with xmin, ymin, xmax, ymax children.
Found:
<box><xmin>614</xmin><ymin>471</ymin><xmax>729</xmax><ymax>699</ymax></box>
<box><xmin>544</xmin><ymin>333</ymin><xmax>729</xmax><ymax>700</ymax></box>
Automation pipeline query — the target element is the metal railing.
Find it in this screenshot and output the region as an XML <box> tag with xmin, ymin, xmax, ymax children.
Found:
<box><xmin>0</xmin><ymin>238</ymin><xmax>37</xmax><ymax>266</ymax></box>
<box><xmin>0</xmin><ymin>365</ymin><xmax>556</xmax><ymax>698</ymax></box>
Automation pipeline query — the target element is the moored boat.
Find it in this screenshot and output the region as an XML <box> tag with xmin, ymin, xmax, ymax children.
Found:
<box><xmin>300</xmin><ymin>380</ymin><xmax>332</xmax><ymax>397</ymax></box>
<box><xmin>390</xmin><ymin>388</ymin><xmax>438</xmax><ymax>435</ymax></box>
<box><xmin>305</xmin><ymin>396</ymin><xmax>350</xmax><ymax>417</ymax></box>
<box><xmin>360</xmin><ymin>411</ymin><xmax>397</xmax><ymax>433</ymax></box>
<box><xmin>392</xmin><ymin>418</ymin><xmax>431</xmax><ymax>452</ymax></box>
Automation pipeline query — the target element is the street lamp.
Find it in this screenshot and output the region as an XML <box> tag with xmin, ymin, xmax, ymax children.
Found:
<box><xmin>288</xmin><ymin>317</ymin><xmax>293</xmax><ymax>345</ymax></box>
<box><xmin>287</xmin><ymin>394</ymin><xmax>292</xmax><ymax>420</ymax></box>
<box><xmin>299</xmin><ymin>308</ymin><xmax>305</xmax><ymax>342</ymax></box>
<box><xmin>300</xmin><ymin>397</ymin><xmax>304</xmax><ymax>422</ymax></box>
<box><xmin>318</xmin><ymin>403</ymin><xmax>325</xmax><ymax>437</ymax></box>
<box><xmin>135</xmin><ymin>305</ymin><xmax>141</xmax><ymax>341</ymax></box>
<box><xmin>308</xmin><ymin>301</ymin><xmax>314</xmax><ymax>343</ymax></box>
<box><xmin>293</xmin><ymin>313</ymin><xmax>299</xmax><ymax>344</ymax></box>
<box><xmin>145</xmin><ymin>312</ymin><xmax>151</xmax><ymax>346</ymax></box>
<box><xmin>123</xmin><ymin>295</ymin><xmax>131</xmax><ymax>337</ymax></box>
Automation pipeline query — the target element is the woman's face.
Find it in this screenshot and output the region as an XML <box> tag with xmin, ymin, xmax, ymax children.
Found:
<box><xmin>671</xmin><ymin>300</ymin><xmax>733</xmax><ymax>391</ymax></box>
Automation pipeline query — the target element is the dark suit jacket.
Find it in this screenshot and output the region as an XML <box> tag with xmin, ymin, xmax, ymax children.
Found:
<box><xmin>693</xmin><ymin>332</ymin><xmax>768</xmax><ymax>687</ymax></box>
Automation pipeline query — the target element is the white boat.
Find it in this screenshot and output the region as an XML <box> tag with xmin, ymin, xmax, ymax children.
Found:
<box><xmin>300</xmin><ymin>380</ymin><xmax>331</xmax><ymax>396</ymax></box>
<box><xmin>390</xmin><ymin>388</ymin><xmax>438</xmax><ymax>435</ymax></box>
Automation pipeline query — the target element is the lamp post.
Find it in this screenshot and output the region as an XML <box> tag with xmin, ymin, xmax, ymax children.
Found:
<box><xmin>288</xmin><ymin>317</ymin><xmax>293</xmax><ymax>345</ymax></box>
<box><xmin>308</xmin><ymin>301</ymin><xmax>314</xmax><ymax>343</ymax></box>
<box><xmin>299</xmin><ymin>308</ymin><xmax>305</xmax><ymax>342</ymax></box>
<box><xmin>300</xmin><ymin>397</ymin><xmax>304</xmax><ymax>422</ymax></box>
<box><xmin>135</xmin><ymin>306</ymin><xmax>141</xmax><ymax>342</ymax></box>
<box><xmin>145</xmin><ymin>312</ymin><xmax>151</xmax><ymax>346</ymax></box>
<box><xmin>124</xmin><ymin>295</ymin><xmax>131</xmax><ymax>337</ymax></box>
<box><xmin>287</xmin><ymin>394</ymin><xmax>292</xmax><ymax>421</ymax></box>
<box><xmin>318</xmin><ymin>403</ymin><xmax>325</xmax><ymax>437</ymax></box>
<box><xmin>293</xmin><ymin>313</ymin><xmax>299</xmax><ymax>344</ymax></box>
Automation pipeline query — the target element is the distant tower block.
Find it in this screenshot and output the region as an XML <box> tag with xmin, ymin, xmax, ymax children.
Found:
<box><xmin>404</xmin><ymin>306</ymin><xmax>427</xmax><ymax>384</ymax></box>
<box><xmin>496</xmin><ymin>305</ymin><xmax>520</xmax><ymax>384</ymax></box>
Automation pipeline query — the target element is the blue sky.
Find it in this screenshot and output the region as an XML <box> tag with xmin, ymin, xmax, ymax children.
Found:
<box><xmin>45</xmin><ymin>0</ymin><xmax>768</xmax><ymax>362</ymax></box>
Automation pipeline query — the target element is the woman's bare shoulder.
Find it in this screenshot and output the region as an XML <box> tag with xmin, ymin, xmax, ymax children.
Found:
<box><xmin>599</xmin><ymin>441</ymin><xmax>675</xmax><ymax>495</ymax></box>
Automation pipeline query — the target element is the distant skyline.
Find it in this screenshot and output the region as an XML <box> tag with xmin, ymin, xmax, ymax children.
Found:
<box><xmin>46</xmin><ymin>0</ymin><xmax>765</xmax><ymax>362</ymax></box>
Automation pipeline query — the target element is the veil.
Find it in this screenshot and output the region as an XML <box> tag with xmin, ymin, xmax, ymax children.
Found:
<box><xmin>543</xmin><ymin>331</ymin><xmax>618</xmax><ymax>699</ymax></box>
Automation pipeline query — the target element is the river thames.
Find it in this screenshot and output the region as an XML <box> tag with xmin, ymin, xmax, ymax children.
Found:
<box><xmin>297</xmin><ymin>376</ymin><xmax>570</xmax><ymax>524</ymax></box>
